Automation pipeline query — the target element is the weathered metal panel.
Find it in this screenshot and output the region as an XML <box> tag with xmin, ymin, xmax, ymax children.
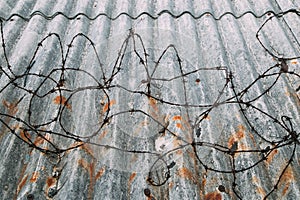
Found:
<box><xmin>0</xmin><ymin>1</ymin><xmax>299</xmax><ymax>200</ymax></box>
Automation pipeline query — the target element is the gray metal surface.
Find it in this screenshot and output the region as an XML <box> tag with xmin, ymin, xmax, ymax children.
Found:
<box><xmin>0</xmin><ymin>1</ymin><xmax>300</xmax><ymax>200</ymax></box>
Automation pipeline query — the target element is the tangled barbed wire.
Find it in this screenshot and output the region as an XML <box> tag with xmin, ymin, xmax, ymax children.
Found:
<box><xmin>0</xmin><ymin>9</ymin><xmax>300</xmax><ymax>200</ymax></box>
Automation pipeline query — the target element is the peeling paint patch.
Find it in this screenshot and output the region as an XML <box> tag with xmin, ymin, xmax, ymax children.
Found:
<box><xmin>30</xmin><ymin>171</ymin><xmax>39</xmax><ymax>183</ymax></box>
<box><xmin>204</xmin><ymin>191</ymin><xmax>222</xmax><ymax>200</ymax></box>
<box><xmin>102</xmin><ymin>99</ymin><xmax>116</xmax><ymax>113</ymax></box>
<box><xmin>53</xmin><ymin>96</ymin><xmax>72</xmax><ymax>110</ymax></box>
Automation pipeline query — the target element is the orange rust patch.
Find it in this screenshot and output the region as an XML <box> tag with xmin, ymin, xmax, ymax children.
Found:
<box><xmin>102</xmin><ymin>99</ymin><xmax>116</xmax><ymax>113</ymax></box>
<box><xmin>128</xmin><ymin>172</ymin><xmax>137</xmax><ymax>195</ymax></box>
<box><xmin>278</xmin><ymin>165</ymin><xmax>295</xmax><ymax>196</ymax></box>
<box><xmin>148</xmin><ymin>97</ymin><xmax>158</xmax><ymax>112</ymax></box>
<box><xmin>46</xmin><ymin>177</ymin><xmax>56</xmax><ymax>187</ymax></box>
<box><xmin>172</xmin><ymin>115</ymin><xmax>182</xmax><ymax>121</ymax></box>
<box><xmin>53</xmin><ymin>96</ymin><xmax>72</xmax><ymax>110</ymax></box>
<box><xmin>204</xmin><ymin>192</ymin><xmax>222</xmax><ymax>200</ymax></box>
<box><xmin>30</xmin><ymin>171</ymin><xmax>39</xmax><ymax>183</ymax></box>
<box><xmin>33</xmin><ymin>136</ymin><xmax>46</xmax><ymax>147</ymax></box>
<box><xmin>265</xmin><ymin>149</ymin><xmax>278</xmax><ymax>165</ymax></box>
<box><xmin>129</xmin><ymin>172</ymin><xmax>136</xmax><ymax>184</ymax></box>
<box><xmin>291</xmin><ymin>60</ymin><xmax>298</xmax><ymax>65</ymax></box>
<box><xmin>17</xmin><ymin>174</ymin><xmax>28</xmax><ymax>194</ymax></box>
<box><xmin>236</xmin><ymin>125</ymin><xmax>245</xmax><ymax>138</ymax></box>
<box><xmin>204</xmin><ymin>115</ymin><xmax>211</xmax><ymax>120</ymax></box>
<box><xmin>149</xmin><ymin>97</ymin><xmax>157</xmax><ymax>105</ymax></box>
<box><xmin>177</xmin><ymin>167</ymin><xmax>196</xmax><ymax>184</ymax></box>
<box><xmin>95</xmin><ymin>167</ymin><xmax>105</xmax><ymax>180</ymax></box>
<box><xmin>176</xmin><ymin>123</ymin><xmax>182</xmax><ymax>129</ymax></box>
<box><xmin>169</xmin><ymin>181</ymin><xmax>174</xmax><ymax>189</ymax></box>
<box><xmin>202</xmin><ymin>177</ymin><xmax>207</xmax><ymax>188</ymax></box>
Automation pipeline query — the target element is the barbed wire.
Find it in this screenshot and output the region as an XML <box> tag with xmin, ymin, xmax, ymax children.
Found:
<box><xmin>0</xmin><ymin>9</ymin><xmax>299</xmax><ymax>200</ymax></box>
<box><xmin>0</xmin><ymin>8</ymin><xmax>299</xmax><ymax>22</ymax></box>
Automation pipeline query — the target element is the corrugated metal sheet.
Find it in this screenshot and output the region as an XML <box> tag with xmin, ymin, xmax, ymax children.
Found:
<box><xmin>0</xmin><ymin>1</ymin><xmax>300</xmax><ymax>199</ymax></box>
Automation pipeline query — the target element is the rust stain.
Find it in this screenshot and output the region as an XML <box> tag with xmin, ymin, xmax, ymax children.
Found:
<box><xmin>2</xmin><ymin>100</ymin><xmax>19</xmax><ymax>115</ymax></box>
<box><xmin>202</xmin><ymin>177</ymin><xmax>207</xmax><ymax>188</ymax></box>
<box><xmin>14</xmin><ymin>162</ymin><xmax>28</xmax><ymax>200</ymax></box>
<box><xmin>30</xmin><ymin>171</ymin><xmax>39</xmax><ymax>183</ymax></box>
<box><xmin>98</xmin><ymin>130</ymin><xmax>108</xmax><ymax>141</ymax></box>
<box><xmin>248</xmin><ymin>132</ymin><xmax>257</xmax><ymax>147</ymax></box>
<box><xmin>95</xmin><ymin>167</ymin><xmax>105</xmax><ymax>180</ymax></box>
<box><xmin>102</xmin><ymin>99</ymin><xmax>116</xmax><ymax>113</ymax></box>
<box><xmin>176</xmin><ymin>149</ymin><xmax>183</xmax><ymax>155</ymax></box>
<box><xmin>252</xmin><ymin>176</ymin><xmax>266</xmax><ymax>197</ymax></box>
<box><xmin>265</xmin><ymin>149</ymin><xmax>278</xmax><ymax>165</ymax></box>
<box><xmin>16</xmin><ymin>174</ymin><xmax>28</xmax><ymax>196</ymax></box>
<box><xmin>228</xmin><ymin>125</ymin><xmax>246</xmax><ymax>149</ymax></box>
<box><xmin>33</xmin><ymin>136</ymin><xmax>44</xmax><ymax>146</ymax></box>
<box><xmin>128</xmin><ymin>172</ymin><xmax>137</xmax><ymax>196</ymax></box>
<box><xmin>177</xmin><ymin>167</ymin><xmax>196</xmax><ymax>184</ymax></box>
<box><xmin>172</xmin><ymin>115</ymin><xmax>182</xmax><ymax>121</ymax></box>
<box><xmin>46</xmin><ymin>177</ymin><xmax>56</xmax><ymax>188</ymax></box>
<box><xmin>20</xmin><ymin>130</ymin><xmax>31</xmax><ymax>142</ymax></box>
<box><xmin>129</xmin><ymin>172</ymin><xmax>136</xmax><ymax>184</ymax></box>
<box><xmin>78</xmin><ymin>158</ymin><xmax>96</xmax><ymax>200</ymax></box>
<box><xmin>236</xmin><ymin>125</ymin><xmax>245</xmax><ymax>138</ymax></box>
<box><xmin>204</xmin><ymin>191</ymin><xmax>222</xmax><ymax>200</ymax></box>
<box><xmin>53</xmin><ymin>96</ymin><xmax>72</xmax><ymax>110</ymax></box>
<box><xmin>80</xmin><ymin>143</ymin><xmax>95</xmax><ymax>158</ymax></box>
<box><xmin>173</xmin><ymin>138</ymin><xmax>182</xmax><ymax>150</ymax></box>
<box><xmin>1</xmin><ymin>100</ymin><xmax>19</xmax><ymax>142</ymax></box>
<box><xmin>278</xmin><ymin>165</ymin><xmax>295</xmax><ymax>196</ymax></box>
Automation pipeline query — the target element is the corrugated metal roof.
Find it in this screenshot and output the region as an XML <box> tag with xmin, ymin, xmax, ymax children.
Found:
<box><xmin>0</xmin><ymin>1</ymin><xmax>300</xmax><ymax>199</ymax></box>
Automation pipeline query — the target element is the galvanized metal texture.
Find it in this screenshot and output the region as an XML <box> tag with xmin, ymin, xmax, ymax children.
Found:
<box><xmin>0</xmin><ymin>1</ymin><xmax>300</xmax><ymax>200</ymax></box>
